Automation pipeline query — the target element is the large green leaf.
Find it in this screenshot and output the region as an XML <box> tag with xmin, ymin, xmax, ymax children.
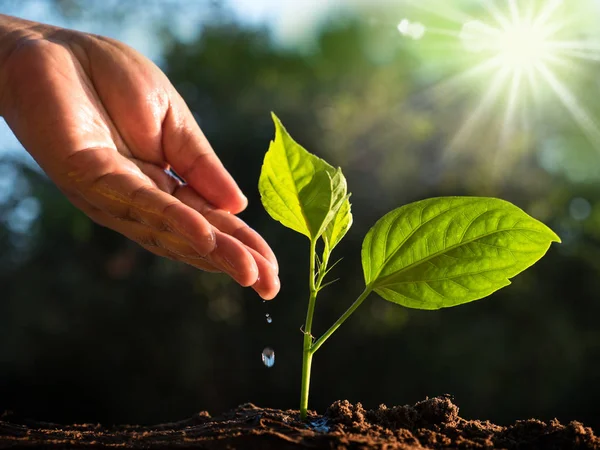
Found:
<box><xmin>259</xmin><ymin>113</ymin><xmax>348</xmax><ymax>240</ymax></box>
<box><xmin>361</xmin><ymin>197</ymin><xmax>560</xmax><ymax>310</ymax></box>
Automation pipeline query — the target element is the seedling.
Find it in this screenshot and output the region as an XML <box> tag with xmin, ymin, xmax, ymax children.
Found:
<box><xmin>259</xmin><ymin>113</ymin><xmax>560</xmax><ymax>420</ymax></box>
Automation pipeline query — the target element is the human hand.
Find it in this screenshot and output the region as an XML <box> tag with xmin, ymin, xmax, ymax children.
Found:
<box><xmin>0</xmin><ymin>15</ymin><xmax>280</xmax><ymax>299</ymax></box>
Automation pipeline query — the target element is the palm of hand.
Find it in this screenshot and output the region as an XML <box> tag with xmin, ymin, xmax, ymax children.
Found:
<box><xmin>1</xmin><ymin>30</ymin><xmax>279</xmax><ymax>299</ymax></box>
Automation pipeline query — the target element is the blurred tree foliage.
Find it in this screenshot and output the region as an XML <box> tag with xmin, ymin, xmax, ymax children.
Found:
<box><xmin>1</xmin><ymin>0</ymin><xmax>599</xmax><ymax>431</ymax></box>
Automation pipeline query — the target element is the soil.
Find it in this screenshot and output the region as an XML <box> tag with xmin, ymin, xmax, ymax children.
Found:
<box><xmin>1</xmin><ymin>395</ymin><xmax>598</xmax><ymax>449</ymax></box>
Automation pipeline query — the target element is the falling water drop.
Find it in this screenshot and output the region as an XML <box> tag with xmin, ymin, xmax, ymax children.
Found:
<box><xmin>265</xmin><ymin>313</ymin><xmax>273</xmax><ymax>324</ymax></box>
<box><xmin>262</xmin><ymin>347</ymin><xmax>275</xmax><ymax>368</ymax></box>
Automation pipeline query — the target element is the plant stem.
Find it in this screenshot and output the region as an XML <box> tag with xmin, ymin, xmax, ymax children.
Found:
<box><xmin>299</xmin><ymin>238</ymin><xmax>318</xmax><ymax>420</ymax></box>
<box><xmin>310</xmin><ymin>287</ymin><xmax>372</xmax><ymax>354</ymax></box>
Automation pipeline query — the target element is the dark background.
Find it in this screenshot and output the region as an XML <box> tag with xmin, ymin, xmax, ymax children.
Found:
<box><xmin>1</xmin><ymin>0</ymin><xmax>599</xmax><ymax>431</ymax></box>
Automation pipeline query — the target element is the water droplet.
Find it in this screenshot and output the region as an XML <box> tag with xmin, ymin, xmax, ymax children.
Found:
<box><xmin>262</xmin><ymin>347</ymin><xmax>275</xmax><ymax>368</ymax></box>
<box><xmin>265</xmin><ymin>313</ymin><xmax>273</xmax><ymax>324</ymax></box>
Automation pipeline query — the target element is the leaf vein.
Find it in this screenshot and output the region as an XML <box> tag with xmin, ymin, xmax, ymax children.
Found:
<box><xmin>374</xmin><ymin>227</ymin><xmax>549</xmax><ymax>287</ymax></box>
<box><xmin>383</xmin><ymin>265</ymin><xmax>514</xmax><ymax>286</ymax></box>
<box><xmin>374</xmin><ymin>200</ymin><xmax>482</xmax><ymax>285</ymax></box>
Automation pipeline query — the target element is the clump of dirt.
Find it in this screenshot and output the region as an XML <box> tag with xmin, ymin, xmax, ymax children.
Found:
<box><xmin>325</xmin><ymin>395</ymin><xmax>598</xmax><ymax>449</ymax></box>
<box><xmin>1</xmin><ymin>396</ymin><xmax>598</xmax><ymax>449</ymax></box>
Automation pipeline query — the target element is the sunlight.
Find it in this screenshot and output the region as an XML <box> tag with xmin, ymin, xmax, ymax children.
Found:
<box><xmin>496</xmin><ymin>22</ymin><xmax>549</xmax><ymax>70</ymax></box>
<box><xmin>430</xmin><ymin>0</ymin><xmax>600</xmax><ymax>160</ymax></box>
<box><xmin>459</xmin><ymin>10</ymin><xmax>555</xmax><ymax>74</ymax></box>
<box><xmin>537</xmin><ymin>63</ymin><xmax>600</xmax><ymax>149</ymax></box>
<box><xmin>500</xmin><ymin>69</ymin><xmax>522</xmax><ymax>147</ymax></box>
<box><xmin>447</xmin><ymin>68</ymin><xmax>510</xmax><ymax>154</ymax></box>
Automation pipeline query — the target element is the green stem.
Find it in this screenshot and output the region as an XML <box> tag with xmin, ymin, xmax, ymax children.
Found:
<box><xmin>299</xmin><ymin>238</ymin><xmax>318</xmax><ymax>420</ymax></box>
<box><xmin>311</xmin><ymin>287</ymin><xmax>372</xmax><ymax>354</ymax></box>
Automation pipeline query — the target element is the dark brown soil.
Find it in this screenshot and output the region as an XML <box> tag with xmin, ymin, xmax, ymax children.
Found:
<box><xmin>1</xmin><ymin>395</ymin><xmax>598</xmax><ymax>449</ymax></box>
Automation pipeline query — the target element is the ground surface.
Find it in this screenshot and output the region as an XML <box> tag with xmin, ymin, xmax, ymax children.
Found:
<box><xmin>1</xmin><ymin>396</ymin><xmax>598</xmax><ymax>449</ymax></box>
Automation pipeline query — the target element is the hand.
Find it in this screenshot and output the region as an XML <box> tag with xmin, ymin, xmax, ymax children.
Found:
<box><xmin>0</xmin><ymin>16</ymin><xmax>280</xmax><ymax>300</ymax></box>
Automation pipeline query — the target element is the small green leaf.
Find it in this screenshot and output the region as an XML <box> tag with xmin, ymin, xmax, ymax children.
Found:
<box><xmin>259</xmin><ymin>113</ymin><xmax>349</xmax><ymax>241</ymax></box>
<box><xmin>298</xmin><ymin>169</ymin><xmax>335</xmax><ymax>239</ymax></box>
<box><xmin>321</xmin><ymin>168</ymin><xmax>351</xmax><ymax>245</ymax></box>
<box><xmin>361</xmin><ymin>197</ymin><xmax>560</xmax><ymax>310</ymax></box>
<box><xmin>323</xmin><ymin>195</ymin><xmax>353</xmax><ymax>251</ymax></box>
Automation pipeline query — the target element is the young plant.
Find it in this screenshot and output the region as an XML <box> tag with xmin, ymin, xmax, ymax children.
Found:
<box><xmin>259</xmin><ymin>113</ymin><xmax>560</xmax><ymax>420</ymax></box>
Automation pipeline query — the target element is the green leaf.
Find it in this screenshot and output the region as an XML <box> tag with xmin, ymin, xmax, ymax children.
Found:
<box><xmin>323</xmin><ymin>194</ymin><xmax>353</xmax><ymax>251</ymax></box>
<box><xmin>321</xmin><ymin>168</ymin><xmax>351</xmax><ymax>245</ymax></box>
<box><xmin>361</xmin><ymin>197</ymin><xmax>560</xmax><ymax>310</ymax></box>
<box><xmin>297</xmin><ymin>169</ymin><xmax>335</xmax><ymax>239</ymax></box>
<box><xmin>259</xmin><ymin>113</ymin><xmax>348</xmax><ymax>240</ymax></box>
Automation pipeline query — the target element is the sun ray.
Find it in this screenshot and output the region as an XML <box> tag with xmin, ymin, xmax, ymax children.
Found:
<box><xmin>425</xmin><ymin>56</ymin><xmax>502</xmax><ymax>101</ymax></box>
<box><xmin>522</xmin><ymin>0</ymin><xmax>536</xmax><ymax>23</ymax></box>
<box><xmin>547</xmin><ymin>40</ymin><xmax>600</xmax><ymax>62</ymax></box>
<box><xmin>482</xmin><ymin>0</ymin><xmax>512</xmax><ymax>30</ymax></box>
<box><xmin>537</xmin><ymin>62</ymin><xmax>600</xmax><ymax>151</ymax></box>
<box><xmin>533</xmin><ymin>0</ymin><xmax>564</xmax><ymax>28</ymax></box>
<box><xmin>543</xmin><ymin>52</ymin><xmax>583</xmax><ymax>70</ymax></box>
<box><xmin>548</xmin><ymin>41</ymin><xmax>600</xmax><ymax>51</ymax></box>
<box><xmin>537</xmin><ymin>21</ymin><xmax>566</xmax><ymax>40</ymax></box>
<box><xmin>490</xmin><ymin>69</ymin><xmax>527</xmax><ymax>178</ymax></box>
<box><xmin>507</xmin><ymin>0</ymin><xmax>520</xmax><ymax>26</ymax></box>
<box><xmin>558</xmin><ymin>51</ymin><xmax>600</xmax><ymax>63</ymax></box>
<box><xmin>408</xmin><ymin>0</ymin><xmax>600</xmax><ymax>172</ymax></box>
<box><xmin>425</xmin><ymin>27</ymin><xmax>463</xmax><ymax>38</ymax></box>
<box><xmin>446</xmin><ymin>69</ymin><xmax>510</xmax><ymax>156</ymax></box>
<box><xmin>500</xmin><ymin>69</ymin><xmax>522</xmax><ymax>148</ymax></box>
<box><xmin>405</xmin><ymin>0</ymin><xmax>474</xmax><ymax>26</ymax></box>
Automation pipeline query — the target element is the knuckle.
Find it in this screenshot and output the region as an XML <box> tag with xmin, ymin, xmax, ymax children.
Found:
<box><xmin>65</xmin><ymin>148</ymin><xmax>115</xmax><ymax>185</ymax></box>
<box><xmin>232</xmin><ymin>223</ymin><xmax>251</xmax><ymax>239</ymax></box>
<box><xmin>2</xmin><ymin>38</ymin><xmax>64</xmax><ymax>110</ymax></box>
<box><xmin>161</xmin><ymin>201</ymin><xmax>181</xmax><ymax>217</ymax></box>
<box><xmin>159</xmin><ymin>202</ymin><xmax>182</xmax><ymax>232</ymax></box>
<box><xmin>118</xmin><ymin>205</ymin><xmax>140</xmax><ymax>223</ymax></box>
<box><xmin>178</xmin><ymin>150</ymin><xmax>209</xmax><ymax>181</ymax></box>
<box><xmin>129</xmin><ymin>185</ymin><xmax>153</xmax><ymax>204</ymax></box>
<box><xmin>6</xmin><ymin>38</ymin><xmax>52</xmax><ymax>72</ymax></box>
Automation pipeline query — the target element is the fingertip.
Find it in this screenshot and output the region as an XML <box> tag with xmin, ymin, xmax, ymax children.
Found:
<box><xmin>256</xmin><ymin>275</ymin><xmax>280</xmax><ymax>300</ymax></box>
<box><xmin>225</xmin><ymin>192</ymin><xmax>248</xmax><ymax>215</ymax></box>
<box><xmin>270</xmin><ymin>257</ymin><xmax>279</xmax><ymax>275</ymax></box>
<box><xmin>247</xmin><ymin>247</ymin><xmax>281</xmax><ymax>300</ymax></box>
<box><xmin>238</xmin><ymin>193</ymin><xmax>249</xmax><ymax>212</ymax></box>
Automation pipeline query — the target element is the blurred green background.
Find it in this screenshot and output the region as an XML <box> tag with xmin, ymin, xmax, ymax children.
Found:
<box><xmin>1</xmin><ymin>0</ymin><xmax>599</xmax><ymax>430</ymax></box>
